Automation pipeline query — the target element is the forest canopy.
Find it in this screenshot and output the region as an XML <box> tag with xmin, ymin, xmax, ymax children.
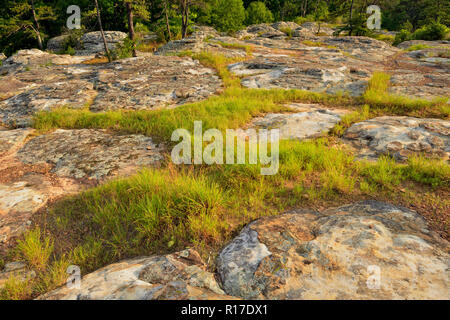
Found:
<box><xmin>0</xmin><ymin>0</ymin><xmax>449</xmax><ymax>55</ymax></box>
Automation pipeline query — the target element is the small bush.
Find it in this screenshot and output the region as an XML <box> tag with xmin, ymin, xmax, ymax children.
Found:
<box><xmin>65</xmin><ymin>46</ymin><xmax>75</xmax><ymax>56</ymax></box>
<box><xmin>280</xmin><ymin>27</ymin><xmax>293</xmax><ymax>38</ymax></box>
<box><xmin>294</xmin><ymin>15</ymin><xmax>315</xmax><ymax>25</ymax></box>
<box><xmin>245</xmin><ymin>1</ymin><xmax>274</xmax><ymax>25</ymax></box>
<box><xmin>394</xmin><ymin>22</ymin><xmax>449</xmax><ymax>45</ymax></box>
<box><xmin>110</xmin><ymin>38</ymin><xmax>135</xmax><ymax>60</ymax></box>
<box><xmin>393</xmin><ymin>29</ymin><xmax>411</xmax><ymax>45</ymax></box>
<box><xmin>60</xmin><ymin>28</ymin><xmax>85</xmax><ymax>54</ymax></box>
<box><xmin>412</xmin><ymin>22</ymin><xmax>449</xmax><ymax>41</ymax></box>
<box><xmin>211</xmin><ymin>0</ymin><xmax>246</xmax><ymax>32</ymax></box>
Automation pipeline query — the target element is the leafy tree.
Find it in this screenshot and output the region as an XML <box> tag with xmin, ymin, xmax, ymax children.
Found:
<box><xmin>94</xmin><ymin>0</ymin><xmax>111</xmax><ymax>61</ymax></box>
<box><xmin>0</xmin><ymin>0</ymin><xmax>56</xmax><ymax>51</ymax></box>
<box><xmin>211</xmin><ymin>0</ymin><xmax>246</xmax><ymax>32</ymax></box>
<box><xmin>245</xmin><ymin>1</ymin><xmax>274</xmax><ymax>25</ymax></box>
<box><xmin>122</xmin><ymin>0</ymin><xmax>149</xmax><ymax>56</ymax></box>
<box><xmin>313</xmin><ymin>0</ymin><xmax>329</xmax><ymax>34</ymax></box>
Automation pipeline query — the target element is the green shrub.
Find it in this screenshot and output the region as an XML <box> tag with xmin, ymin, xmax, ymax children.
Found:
<box><xmin>333</xmin><ymin>14</ymin><xmax>371</xmax><ymax>37</ymax></box>
<box><xmin>245</xmin><ymin>1</ymin><xmax>274</xmax><ymax>25</ymax></box>
<box><xmin>393</xmin><ymin>29</ymin><xmax>411</xmax><ymax>45</ymax></box>
<box><xmin>395</xmin><ymin>22</ymin><xmax>449</xmax><ymax>45</ymax></box>
<box><xmin>65</xmin><ymin>46</ymin><xmax>75</xmax><ymax>56</ymax></box>
<box><xmin>211</xmin><ymin>0</ymin><xmax>246</xmax><ymax>32</ymax></box>
<box><xmin>412</xmin><ymin>21</ymin><xmax>449</xmax><ymax>41</ymax></box>
<box><xmin>294</xmin><ymin>15</ymin><xmax>315</xmax><ymax>25</ymax></box>
<box><xmin>110</xmin><ymin>38</ymin><xmax>135</xmax><ymax>60</ymax></box>
<box><xmin>60</xmin><ymin>28</ymin><xmax>85</xmax><ymax>54</ymax></box>
<box><xmin>134</xmin><ymin>22</ymin><xmax>150</xmax><ymax>33</ymax></box>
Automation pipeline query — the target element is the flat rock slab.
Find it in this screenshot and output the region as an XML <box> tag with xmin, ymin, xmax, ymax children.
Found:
<box><xmin>229</xmin><ymin>35</ymin><xmax>449</xmax><ymax>100</ymax></box>
<box><xmin>240</xmin><ymin>104</ymin><xmax>349</xmax><ymax>141</ymax></box>
<box><xmin>0</xmin><ymin>128</ymin><xmax>163</xmax><ymax>244</ymax></box>
<box><xmin>228</xmin><ymin>40</ymin><xmax>379</xmax><ymax>96</ymax></box>
<box><xmin>17</xmin><ymin>129</ymin><xmax>164</xmax><ymax>180</ymax></box>
<box><xmin>91</xmin><ymin>56</ymin><xmax>221</xmax><ymax>112</ymax></box>
<box><xmin>343</xmin><ymin>116</ymin><xmax>449</xmax><ymax>161</ymax></box>
<box><xmin>0</xmin><ymin>50</ymin><xmax>222</xmax><ymax>126</ymax></box>
<box><xmin>76</xmin><ymin>31</ymin><xmax>127</xmax><ymax>55</ymax></box>
<box><xmin>217</xmin><ymin>201</ymin><xmax>449</xmax><ymax>299</ymax></box>
<box><xmin>37</xmin><ymin>249</ymin><xmax>237</xmax><ymax>300</ymax></box>
<box><xmin>397</xmin><ymin>40</ymin><xmax>450</xmax><ymax>50</ymax></box>
<box><xmin>0</xmin><ymin>128</ymin><xmax>32</xmax><ymax>155</ymax></box>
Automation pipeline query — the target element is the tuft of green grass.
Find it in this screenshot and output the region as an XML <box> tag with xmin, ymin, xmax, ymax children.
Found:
<box><xmin>370</xmin><ymin>33</ymin><xmax>396</xmax><ymax>44</ymax></box>
<box><xmin>213</xmin><ymin>41</ymin><xmax>253</xmax><ymax>55</ymax></box>
<box><xmin>15</xmin><ymin>229</ymin><xmax>53</xmax><ymax>271</ymax></box>
<box><xmin>45</xmin><ymin>168</ymin><xmax>228</xmax><ymax>263</ymax></box>
<box><xmin>0</xmin><ymin>276</ymin><xmax>32</xmax><ymax>300</ymax></box>
<box><xmin>405</xmin><ymin>44</ymin><xmax>433</xmax><ymax>51</ymax></box>
<box><xmin>362</xmin><ymin>71</ymin><xmax>449</xmax><ymax>117</ymax></box>
<box><xmin>280</xmin><ymin>27</ymin><xmax>293</xmax><ymax>38</ymax></box>
<box><xmin>361</xmin><ymin>155</ymin><xmax>449</xmax><ymax>190</ymax></box>
<box><xmin>331</xmin><ymin>104</ymin><xmax>371</xmax><ymax>136</ymax></box>
<box><xmin>402</xmin><ymin>156</ymin><xmax>450</xmax><ymax>188</ymax></box>
<box><xmin>302</xmin><ymin>40</ymin><xmax>324</xmax><ymax>47</ymax></box>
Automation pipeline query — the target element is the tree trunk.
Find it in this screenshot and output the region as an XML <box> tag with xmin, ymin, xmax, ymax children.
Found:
<box><xmin>126</xmin><ymin>2</ymin><xmax>137</xmax><ymax>57</ymax></box>
<box><xmin>94</xmin><ymin>0</ymin><xmax>111</xmax><ymax>61</ymax></box>
<box><xmin>349</xmin><ymin>0</ymin><xmax>354</xmax><ymax>36</ymax></box>
<box><xmin>164</xmin><ymin>0</ymin><xmax>172</xmax><ymax>40</ymax></box>
<box><xmin>30</xmin><ymin>0</ymin><xmax>43</xmax><ymax>50</ymax></box>
<box><xmin>181</xmin><ymin>0</ymin><xmax>189</xmax><ymax>38</ymax></box>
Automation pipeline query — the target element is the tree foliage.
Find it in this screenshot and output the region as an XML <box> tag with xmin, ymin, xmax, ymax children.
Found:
<box><xmin>211</xmin><ymin>0</ymin><xmax>246</xmax><ymax>32</ymax></box>
<box><xmin>245</xmin><ymin>2</ymin><xmax>274</xmax><ymax>25</ymax></box>
<box><xmin>0</xmin><ymin>0</ymin><xmax>449</xmax><ymax>55</ymax></box>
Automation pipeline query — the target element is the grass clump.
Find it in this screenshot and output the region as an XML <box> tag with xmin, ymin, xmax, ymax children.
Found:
<box><xmin>15</xmin><ymin>228</ymin><xmax>53</xmax><ymax>271</ymax></box>
<box><xmin>35</xmin><ymin>168</ymin><xmax>229</xmax><ymax>273</ymax></box>
<box><xmin>0</xmin><ymin>229</ymin><xmax>71</xmax><ymax>300</ymax></box>
<box><xmin>214</xmin><ymin>41</ymin><xmax>253</xmax><ymax>55</ymax></box>
<box><xmin>280</xmin><ymin>27</ymin><xmax>293</xmax><ymax>38</ymax></box>
<box><xmin>405</xmin><ymin>44</ymin><xmax>433</xmax><ymax>51</ymax></box>
<box><xmin>370</xmin><ymin>33</ymin><xmax>395</xmax><ymax>44</ymax></box>
<box><xmin>302</xmin><ymin>40</ymin><xmax>324</xmax><ymax>47</ymax></box>
<box><xmin>362</xmin><ymin>71</ymin><xmax>449</xmax><ymax>117</ymax></box>
<box><xmin>0</xmin><ymin>276</ymin><xmax>32</xmax><ymax>300</ymax></box>
<box><xmin>331</xmin><ymin>104</ymin><xmax>371</xmax><ymax>136</ymax></box>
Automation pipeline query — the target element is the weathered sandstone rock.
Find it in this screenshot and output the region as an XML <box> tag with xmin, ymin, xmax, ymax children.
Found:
<box><xmin>17</xmin><ymin>129</ymin><xmax>163</xmax><ymax>180</ymax></box>
<box><xmin>228</xmin><ymin>52</ymin><xmax>370</xmax><ymax>96</ymax></box>
<box><xmin>240</xmin><ymin>104</ymin><xmax>350</xmax><ymax>141</ymax></box>
<box><xmin>91</xmin><ymin>55</ymin><xmax>221</xmax><ymax>112</ymax></box>
<box><xmin>0</xmin><ymin>129</ymin><xmax>164</xmax><ymax>244</ymax></box>
<box><xmin>217</xmin><ymin>201</ymin><xmax>449</xmax><ymax>299</ymax></box>
<box><xmin>47</xmin><ymin>35</ymin><xmax>70</xmax><ymax>52</ymax></box>
<box><xmin>293</xmin><ymin>22</ymin><xmax>334</xmax><ymax>37</ymax></box>
<box><xmin>37</xmin><ymin>249</ymin><xmax>236</xmax><ymax>300</ymax></box>
<box><xmin>271</xmin><ymin>22</ymin><xmax>300</xmax><ymax>32</ymax></box>
<box><xmin>0</xmin><ymin>50</ymin><xmax>222</xmax><ymax>126</ymax></box>
<box><xmin>77</xmin><ymin>31</ymin><xmax>128</xmax><ymax>55</ymax></box>
<box><xmin>397</xmin><ymin>40</ymin><xmax>450</xmax><ymax>50</ymax></box>
<box><xmin>0</xmin><ymin>49</ymin><xmax>90</xmax><ymax>73</ymax></box>
<box><xmin>227</xmin><ymin>35</ymin><xmax>448</xmax><ymax>100</ymax></box>
<box><xmin>343</xmin><ymin>116</ymin><xmax>449</xmax><ymax>161</ymax></box>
